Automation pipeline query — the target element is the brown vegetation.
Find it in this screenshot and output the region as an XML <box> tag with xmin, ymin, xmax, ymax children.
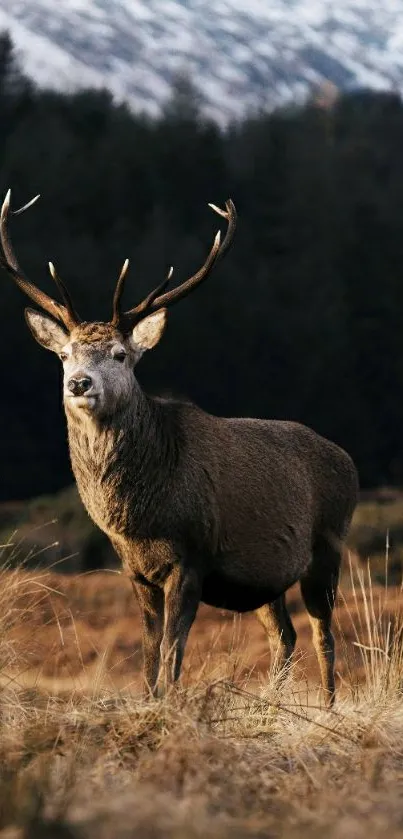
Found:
<box><xmin>0</xmin><ymin>562</ymin><xmax>400</xmax><ymax>693</ymax></box>
<box><xmin>0</xmin><ymin>556</ymin><xmax>403</xmax><ymax>837</ymax></box>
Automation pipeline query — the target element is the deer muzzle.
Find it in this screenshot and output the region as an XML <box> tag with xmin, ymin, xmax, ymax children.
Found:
<box><xmin>67</xmin><ymin>376</ymin><xmax>93</xmax><ymax>397</ymax></box>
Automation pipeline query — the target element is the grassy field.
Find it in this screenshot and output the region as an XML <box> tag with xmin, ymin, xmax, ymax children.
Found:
<box><xmin>0</xmin><ymin>549</ymin><xmax>403</xmax><ymax>837</ymax></box>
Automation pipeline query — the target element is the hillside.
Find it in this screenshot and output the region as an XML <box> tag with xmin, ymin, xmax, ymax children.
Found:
<box><xmin>0</xmin><ymin>1</ymin><xmax>403</xmax><ymax>123</ymax></box>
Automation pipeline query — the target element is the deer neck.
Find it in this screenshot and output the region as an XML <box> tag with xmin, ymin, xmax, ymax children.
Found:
<box><xmin>65</xmin><ymin>385</ymin><xmax>179</xmax><ymax>538</ymax></box>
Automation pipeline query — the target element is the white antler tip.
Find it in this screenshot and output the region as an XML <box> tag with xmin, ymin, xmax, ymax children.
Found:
<box><xmin>168</xmin><ymin>266</ymin><xmax>174</xmax><ymax>279</ymax></box>
<box><xmin>1</xmin><ymin>189</ymin><xmax>11</xmax><ymax>219</ymax></box>
<box><xmin>48</xmin><ymin>261</ymin><xmax>59</xmax><ymax>281</ymax></box>
<box><xmin>117</xmin><ymin>258</ymin><xmax>129</xmax><ymax>282</ymax></box>
<box><xmin>13</xmin><ymin>194</ymin><xmax>40</xmax><ymax>216</ymax></box>
<box><xmin>214</xmin><ymin>230</ymin><xmax>221</xmax><ymax>246</ymax></box>
<box><xmin>208</xmin><ymin>202</ymin><xmax>226</xmax><ymax>218</ymax></box>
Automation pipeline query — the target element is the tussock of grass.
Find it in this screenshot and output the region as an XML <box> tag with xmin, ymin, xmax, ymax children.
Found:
<box><xmin>0</xmin><ymin>551</ymin><xmax>403</xmax><ymax>837</ymax></box>
<box><xmin>348</xmin><ymin>492</ymin><xmax>403</xmax><ymax>583</ymax></box>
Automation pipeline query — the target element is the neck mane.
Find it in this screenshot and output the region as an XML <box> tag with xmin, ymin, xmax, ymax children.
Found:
<box><xmin>65</xmin><ymin>385</ymin><xmax>182</xmax><ymax>538</ymax></box>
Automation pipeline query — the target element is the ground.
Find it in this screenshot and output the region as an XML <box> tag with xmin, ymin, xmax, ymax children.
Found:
<box><xmin>0</xmin><ymin>556</ymin><xmax>403</xmax><ymax>837</ymax></box>
<box><xmin>1</xmin><ymin>558</ymin><xmax>398</xmax><ymax>692</ymax></box>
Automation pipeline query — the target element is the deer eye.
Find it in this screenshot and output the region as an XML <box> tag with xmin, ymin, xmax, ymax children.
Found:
<box><xmin>113</xmin><ymin>349</ymin><xmax>126</xmax><ymax>362</ymax></box>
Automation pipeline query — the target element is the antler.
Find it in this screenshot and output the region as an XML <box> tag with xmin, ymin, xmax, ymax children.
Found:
<box><xmin>0</xmin><ymin>189</ymin><xmax>80</xmax><ymax>331</ymax></box>
<box><xmin>0</xmin><ymin>191</ymin><xmax>237</xmax><ymax>335</ymax></box>
<box><xmin>113</xmin><ymin>199</ymin><xmax>237</xmax><ymax>332</ymax></box>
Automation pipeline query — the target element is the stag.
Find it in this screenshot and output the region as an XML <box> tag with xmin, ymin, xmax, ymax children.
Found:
<box><xmin>0</xmin><ymin>190</ymin><xmax>358</xmax><ymax>704</ymax></box>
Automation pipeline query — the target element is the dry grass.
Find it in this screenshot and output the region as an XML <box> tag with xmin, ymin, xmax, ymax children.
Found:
<box><xmin>0</xmin><ymin>551</ymin><xmax>403</xmax><ymax>837</ymax></box>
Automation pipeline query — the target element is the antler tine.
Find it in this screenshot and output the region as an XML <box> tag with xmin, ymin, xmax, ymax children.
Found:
<box><xmin>0</xmin><ymin>189</ymin><xmax>39</xmax><ymax>273</ymax></box>
<box><xmin>48</xmin><ymin>262</ymin><xmax>81</xmax><ymax>325</ymax></box>
<box><xmin>112</xmin><ymin>260</ymin><xmax>173</xmax><ymax>327</ymax></box>
<box><xmin>111</xmin><ymin>258</ymin><xmax>130</xmax><ymax>326</ymax></box>
<box><xmin>129</xmin><ymin>266</ymin><xmax>174</xmax><ymax>317</ymax></box>
<box><xmin>208</xmin><ymin>198</ymin><xmax>237</xmax><ymax>259</ymax></box>
<box><xmin>0</xmin><ymin>190</ymin><xmax>80</xmax><ymax>331</ymax></box>
<box><xmin>119</xmin><ymin>199</ymin><xmax>237</xmax><ymax>331</ymax></box>
<box><xmin>148</xmin><ymin>232</ymin><xmax>221</xmax><ymax>311</ymax></box>
<box><xmin>115</xmin><ymin>265</ymin><xmax>174</xmax><ymax>331</ymax></box>
<box><xmin>12</xmin><ymin>194</ymin><xmax>41</xmax><ymax>217</ymax></box>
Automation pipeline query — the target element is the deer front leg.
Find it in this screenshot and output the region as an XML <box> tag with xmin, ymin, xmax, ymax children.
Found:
<box><xmin>131</xmin><ymin>577</ymin><xmax>164</xmax><ymax>696</ymax></box>
<box><xmin>160</xmin><ymin>565</ymin><xmax>201</xmax><ymax>691</ymax></box>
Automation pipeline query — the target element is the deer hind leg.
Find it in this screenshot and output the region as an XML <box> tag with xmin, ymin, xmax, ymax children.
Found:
<box><xmin>300</xmin><ymin>536</ymin><xmax>341</xmax><ymax>707</ymax></box>
<box><xmin>256</xmin><ymin>594</ymin><xmax>297</xmax><ymax>676</ymax></box>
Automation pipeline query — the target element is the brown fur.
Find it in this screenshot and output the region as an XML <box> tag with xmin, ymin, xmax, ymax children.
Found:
<box><xmin>70</xmin><ymin>322</ymin><xmax>122</xmax><ymax>344</ymax></box>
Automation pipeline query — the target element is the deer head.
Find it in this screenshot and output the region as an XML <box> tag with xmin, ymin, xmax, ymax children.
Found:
<box><xmin>0</xmin><ymin>190</ymin><xmax>236</xmax><ymax>417</ymax></box>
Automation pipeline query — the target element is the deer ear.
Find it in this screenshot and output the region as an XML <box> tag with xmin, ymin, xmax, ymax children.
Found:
<box><xmin>130</xmin><ymin>309</ymin><xmax>167</xmax><ymax>353</ymax></box>
<box><xmin>25</xmin><ymin>308</ymin><xmax>69</xmax><ymax>353</ymax></box>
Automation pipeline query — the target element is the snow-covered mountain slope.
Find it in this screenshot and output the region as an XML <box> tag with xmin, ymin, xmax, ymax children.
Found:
<box><xmin>1</xmin><ymin>1</ymin><xmax>403</xmax><ymax>124</ymax></box>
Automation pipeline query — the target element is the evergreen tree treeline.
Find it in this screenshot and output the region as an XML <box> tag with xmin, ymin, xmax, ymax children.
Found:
<box><xmin>0</xmin><ymin>32</ymin><xmax>402</xmax><ymax>498</ymax></box>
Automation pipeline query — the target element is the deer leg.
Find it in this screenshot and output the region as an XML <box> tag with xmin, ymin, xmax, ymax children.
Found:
<box><xmin>131</xmin><ymin>578</ymin><xmax>164</xmax><ymax>697</ymax></box>
<box><xmin>256</xmin><ymin>594</ymin><xmax>296</xmax><ymax>675</ymax></box>
<box><xmin>160</xmin><ymin>565</ymin><xmax>201</xmax><ymax>691</ymax></box>
<box><xmin>300</xmin><ymin>537</ymin><xmax>341</xmax><ymax>707</ymax></box>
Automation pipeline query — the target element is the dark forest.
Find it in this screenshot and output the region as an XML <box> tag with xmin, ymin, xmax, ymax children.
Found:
<box><xmin>0</xmin><ymin>31</ymin><xmax>402</xmax><ymax>500</ymax></box>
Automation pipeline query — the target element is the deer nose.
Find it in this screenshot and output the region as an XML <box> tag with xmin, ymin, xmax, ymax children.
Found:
<box><xmin>67</xmin><ymin>376</ymin><xmax>93</xmax><ymax>396</ymax></box>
